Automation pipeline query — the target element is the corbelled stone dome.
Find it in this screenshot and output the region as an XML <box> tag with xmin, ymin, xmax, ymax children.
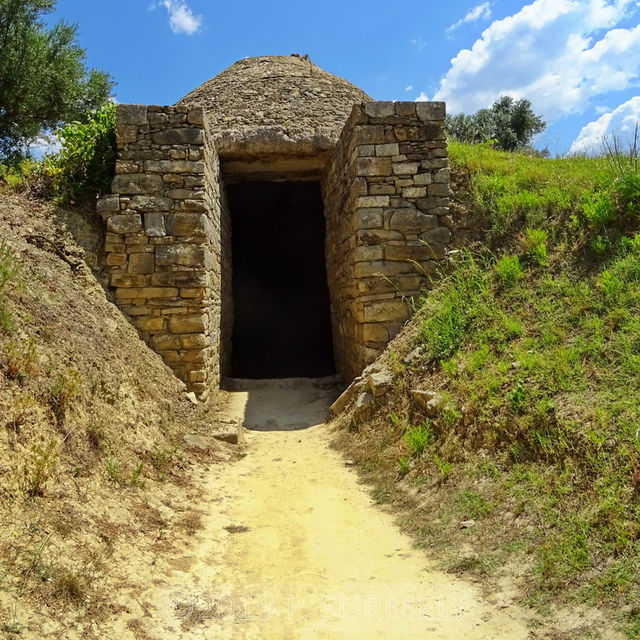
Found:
<box><xmin>177</xmin><ymin>55</ymin><xmax>371</xmax><ymax>161</ymax></box>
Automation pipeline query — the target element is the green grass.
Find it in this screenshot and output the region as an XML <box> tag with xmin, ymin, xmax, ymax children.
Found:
<box><xmin>347</xmin><ymin>142</ymin><xmax>640</xmax><ymax>637</ymax></box>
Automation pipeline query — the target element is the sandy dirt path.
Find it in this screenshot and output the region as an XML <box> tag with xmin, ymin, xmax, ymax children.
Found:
<box><xmin>146</xmin><ymin>382</ymin><xmax>531</xmax><ymax>639</ymax></box>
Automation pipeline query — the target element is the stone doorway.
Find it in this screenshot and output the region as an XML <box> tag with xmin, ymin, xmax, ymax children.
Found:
<box><xmin>226</xmin><ymin>181</ymin><xmax>336</xmax><ymax>379</ymax></box>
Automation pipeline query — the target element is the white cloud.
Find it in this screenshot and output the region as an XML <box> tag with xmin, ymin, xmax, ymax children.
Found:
<box><xmin>30</xmin><ymin>135</ymin><xmax>61</xmax><ymax>158</ymax></box>
<box><xmin>446</xmin><ymin>2</ymin><xmax>492</xmax><ymax>33</ymax></box>
<box><xmin>569</xmin><ymin>96</ymin><xmax>640</xmax><ymax>154</ymax></box>
<box><xmin>433</xmin><ymin>0</ymin><xmax>640</xmax><ymax>120</ymax></box>
<box><xmin>404</xmin><ymin>85</ymin><xmax>414</xmax><ymax>92</ymax></box>
<box><xmin>160</xmin><ymin>0</ymin><xmax>202</xmax><ymax>35</ymax></box>
<box><xmin>416</xmin><ymin>92</ymin><xmax>430</xmax><ymax>102</ymax></box>
<box><xmin>410</xmin><ymin>37</ymin><xmax>427</xmax><ymax>50</ymax></box>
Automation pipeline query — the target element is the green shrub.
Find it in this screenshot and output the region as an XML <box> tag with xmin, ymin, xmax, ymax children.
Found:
<box><xmin>582</xmin><ymin>191</ymin><xmax>616</xmax><ymax>228</ymax></box>
<box><xmin>494</xmin><ymin>255</ymin><xmax>523</xmax><ymax>285</ymax></box>
<box><xmin>47</xmin><ymin>103</ymin><xmax>116</xmax><ymax>204</ymax></box>
<box><xmin>404</xmin><ymin>420</ymin><xmax>434</xmax><ymax>455</ymax></box>
<box><xmin>521</xmin><ymin>228</ymin><xmax>548</xmax><ymax>265</ymax></box>
<box><xmin>420</xmin><ymin>256</ymin><xmax>486</xmax><ymax>358</ymax></box>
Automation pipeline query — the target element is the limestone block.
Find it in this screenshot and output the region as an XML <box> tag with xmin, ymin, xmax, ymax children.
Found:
<box><xmin>416</xmin><ymin>102</ymin><xmax>446</xmax><ymax>122</ymax></box>
<box><xmin>434</xmin><ymin>168</ymin><xmax>451</xmax><ymax>183</ymax></box>
<box><xmin>363</xmin><ymin>299</ymin><xmax>409</xmax><ymax>323</ymax></box>
<box><xmin>112</xmin><ymin>174</ymin><xmax>163</xmax><ymax>195</ymax></box>
<box><xmin>402</xmin><ymin>187</ymin><xmax>427</xmax><ymax>198</ymax></box>
<box><xmin>116</xmin><ymin>125</ymin><xmax>138</xmax><ymax>144</ymax></box>
<box><xmin>375</xmin><ymin>143</ymin><xmax>399</xmax><ymax>156</ymax></box>
<box><xmin>352</xmin><ymin>245</ymin><xmax>383</xmax><ymax>262</ymax></box>
<box><xmin>115</xmin><ymin>161</ymin><xmax>141</xmax><ymax>174</ymax></box>
<box><xmin>353</xmin><ymin>261</ymin><xmax>415</xmax><ymax>278</ymax></box>
<box><xmin>143</xmin><ymin>213</ymin><xmax>165</xmax><ymax>237</ymax></box>
<box><xmin>136</xmin><ymin>316</ymin><xmax>165</xmax><ymax>332</ymax></box>
<box><xmin>356</xmin><ymin>195</ymin><xmax>390</xmax><ymax>208</ymax></box>
<box><xmin>150</xmin><ymin>270</ymin><xmax>207</xmax><ymax>287</ymax></box>
<box><xmin>128</xmin><ymin>252</ymin><xmax>155</xmax><ymax>274</ymax></box>
<box><xmin>140</xmin><ymin>287</ymin><xmax>179</xmax><ymax>298</ymax></box>
<box><xmin>180</xmin><ymin>199</ymin><xmax>207</xmax><ymax>212</ymax></box>
<box><xmin>151</xmin><ymin>128</ymin><xmax>204</xmax><ymax>145</ymax></box>
<box><xmin>363</xmin><ymin>102</ymin><xmax>395</xmax><ymax>118</ymax></box>
<box><xmin>180</xmin><ymin>287</ymin><xmax>207</xmax><ymax>299</ymax></box>
<box><xmin>181</xmin><ymin>334</ymin><xmax>209</xmax><ymax>349</ymax></box>
<box><xmin>353</xmin><ymin>125</ymin><xmax>385</xmax><ymax>145</ymax></box>
<box><xmin>156</xmin><ymin>244</ymin><xmax>206</xmax><ymax>267</ymax></box>
<box><xmin>183</xmin><ymin>349</ymin><xmax>208</xmax><ymax>363</ymax></box>
<box><xmin>421</xmin><ymin>227</ymin><xmax>452</xmax><ymax>243</ymax></box>
<box><xmin>395</xmin><ymin>102</ymin><xmax>416</xmax><ymax>118</ymax></box>
<box><xmin>361</xmin><ymin>323</ymin><xmax>389</xmax><ymax>343</ymax></box>
<box><xmin>118</xmin><ymin>104</ymin><xmax>148</xmax><ymax>125</ymax></box>
<box><xmin>152</xmin><ymin>334</ymin><xmax>182</xmax><ymax>350</ymax></box>
<box><xmin>385</xmin><ymin>244</ymin><xmax>442</xmax><ymax>261</ymax></box>
<box><xmin>107</xmin><ymin>214</ymin><xmax>142</xmax><ymax>234</ymax></box>
<box><xmin>169</xmin><ymin>314</ymin><xmax>206</xmax><ymax>334</ymax></box>
<box><xmin>354</xmin><ymin>209</ymin><xmax>383</xmax><ymax>230</ymax></box>
<box><xmin>428</xmin><ymin>183</ymin><xmax>450</xmax><ymax>197</ymax></box>
<box><xmin>356</xmin><ymin>157</ymin><xmax>392</xmax><ymax>177</ymax></box>
<box><xmin>145</xmin><ymin>160</ymin><xmax>205</xmax><ymax>173</ymax></box>
<box><xmin>130</xmin><ymin>195</ymin><xmax>173</xmax><ymax>212</ymax></box>
<box><xmin>413</xmin><ymin>172</ymin><xmax>433</xmax><ymax>185</ymax></box>
<box><xmin>390</xmin><ymin>209</ymin><xmax>438</xmax><ymax>232</ymax></box>
<box><xmin>357</xmin><ymin>145</ymin><xmax>375</xmax><ymax>157</ymax></box>
<box><xmin>187</xmin><ymin>108</ymin><xmax>204</xmax><ymax>125</ymax></box>
<box><xmin>106</xmin><ymin>253</ymin><xmax>127</xmax><ymax>266</ymax></box>
<box><xmin>392</xmin><ymin>162</ymin><xmax>419</xmax><ymax>175</ymax></box>
<box><xmin>368</xmin><ymin>183</ymin><xmax>396</xmax><ymax>195</ymax></box>
<box><xmin>97</xmin><ymin>195</ymin><xmax>120</xmax><ymax>213</ymax></box>
<box><xmin>111</xmin><ymin>273</ymin><xmax>147</xmax><ymax>288</ymax></box>
<box><xmin>367</xmin><ymin>370</ymin><xmax>393</xmax><ymax>396</ymax></box>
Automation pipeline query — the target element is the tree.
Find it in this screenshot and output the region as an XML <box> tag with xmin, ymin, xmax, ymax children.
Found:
<box><xmin>0</xmin><ymin>0</ymin><xmax>114</xmax><ymax>158</ymax></box>
<box><xmin>446</xmin><ymin>96</ymin><xmax>546</xmax><ymax>152</ymax></box>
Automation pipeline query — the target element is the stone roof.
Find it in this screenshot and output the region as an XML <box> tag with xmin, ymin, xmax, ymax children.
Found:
<box><xmin>176</xmin><ymin>56</ymin><xmax>371</xmax><ymax>160</ymax></box>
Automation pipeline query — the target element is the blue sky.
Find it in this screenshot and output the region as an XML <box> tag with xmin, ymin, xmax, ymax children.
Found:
<box><xmin>50</xmin><ymin>0</ymin><xmax>640</xmax><ymax>155</ymax></box>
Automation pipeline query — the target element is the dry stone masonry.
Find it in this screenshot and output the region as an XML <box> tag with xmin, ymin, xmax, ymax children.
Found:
<box><xmin>324</xmin><ymin>101</ymin><xmax>450</xmax><ymax>381</ymax></box>
<box><xmin>98</xmin><ymin>56</ymin><xmax>451</xmax><ymax>399</ymax></box>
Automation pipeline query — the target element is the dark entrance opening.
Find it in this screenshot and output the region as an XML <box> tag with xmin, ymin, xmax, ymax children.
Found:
<box><xmin>227</xmin><ymin>181</ymin><xmax>335</xmax><ymax>379</ymax></box>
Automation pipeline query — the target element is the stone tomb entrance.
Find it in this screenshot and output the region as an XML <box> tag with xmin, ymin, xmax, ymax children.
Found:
<box><xmin>98</xmin><ymin>56</ymin><xmax>452</xmax><ymax>400</ymax></box>
<box><xmin>226</xmin><ymin>180</ymin><xmax>335</xmax><ymax>379</ymax></box>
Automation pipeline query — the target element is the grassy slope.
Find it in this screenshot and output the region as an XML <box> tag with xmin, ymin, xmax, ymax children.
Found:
<box><xmin>0</xmin><ymin>195</ymin><xmax>228</xmax><ymax>638</ymax></box>
<box><xmin>334</xmin><ymin>142</ymin><xmax>640</xmax><ymax>639</ymax></box>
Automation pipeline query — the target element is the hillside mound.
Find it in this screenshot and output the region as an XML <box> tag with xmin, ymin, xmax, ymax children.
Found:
<box><xmin>331</xmin><ymin>143</ymin><xmax>640</xmax><ymax>639</ymax></box>
<box><xmin>0</xmin><ymin>195</ymin><xmax>230</xmax><ymax>637</ymax></box>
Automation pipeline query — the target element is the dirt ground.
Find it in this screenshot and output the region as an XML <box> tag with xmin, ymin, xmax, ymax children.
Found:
<box><xmin>116</xmin><ymin>381</ymin><xmax>532</xmax><ymax>639</ymax></box>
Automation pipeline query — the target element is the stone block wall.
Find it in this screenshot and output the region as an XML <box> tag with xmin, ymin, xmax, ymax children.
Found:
<box><xmin>323</xmin><ymin>101</ymin><xmax>451</xmax><ymax>382</ymax></box>
<box><xmin>97</xmin><ymin>104</ymin><xmax>223</xmax><ymax>400</ymax></box>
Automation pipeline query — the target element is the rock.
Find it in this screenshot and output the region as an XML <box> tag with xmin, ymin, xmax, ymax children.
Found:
<box><xmin>151</xmin><ymin>128</ymin><xmax>204</xmax><ymax>145</ymax></box>
<box><xmin>169</xmin><ymin>314</ymin><xmax>206</xmax><ymax>334</ymax></box>
<box><xmin>389</xmin><ymin>209</ymin><xmax>438</xmax><ymax>232</ymax></box>
<box><xmin>366</xmin><ymin>370</ymin><xmax>393</xmax><ymax>396</ymax></box>
<box><xmin>144</xmin><ymin>212</ymin><xmax>166</xmax><ymax>237</ymax></box>
<box><xmin>107</xmin><ymin>214</ymin><xmax>142</xmax><ymax>234</ymax></box>
<box><xmin>129</xmin><ymin>195</ymin><xmax>173</xmax><ymax>212</ymax></box>
<box><xmin>117</xmin><ymin>104</ymin><xmax>148</xmax><ymax>125</ymax></box>
<box><xmin>354</xmin><ymin>390</ymin><xmax>374</xmax><ymax>416</ymax></box>
<box><xmin>410</xmin><ymin>389</ymin><xmax>445</xmax><ymax>416</ymax></box>
<box><xmin>155</xmin><ymin>244</ymin><xmax>205</xmax><ymax>267</ymax></box>
<box><xmin>330</xmin><ymin>377</ymin><xmax>365</xmax><ymax>416</ymax></box>
<box><xmin>416</xmin><ymin>101</ymin><xmax>446</xmax><ymax>122</ymax></box>
<box><xmin>185</xmin><ymin>392</ymin><xmax>199</xmax><ymax>405</ymax></box>
<box><xmin>96</xmin><ymin>194</ymin><xmax>120</xmax><ymax>214</ymax></box>
<box><xmin>460</xmin><ymin>519</ymin><xmax>476</xmax><ymax>529</ymax></box>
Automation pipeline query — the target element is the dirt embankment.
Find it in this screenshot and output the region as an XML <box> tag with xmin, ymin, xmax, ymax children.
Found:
<box><xmin>0</xmin><ymin>194</ymin><xmax>232</xmax><ymax>638</ymax></box>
